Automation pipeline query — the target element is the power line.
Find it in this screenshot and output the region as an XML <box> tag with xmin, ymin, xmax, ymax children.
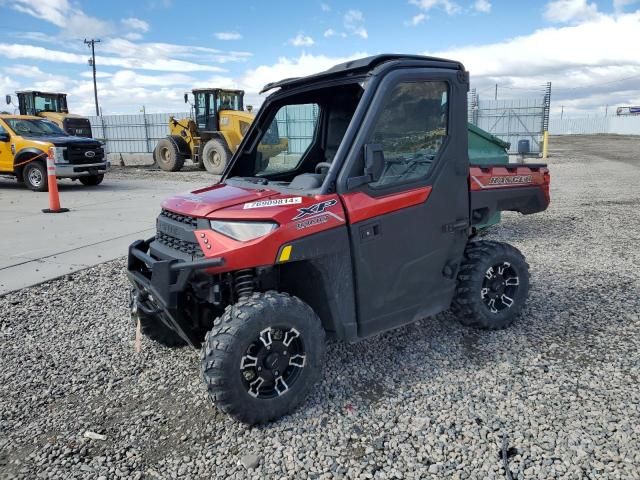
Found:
<box><xmin>552</xmin><ymin>73</ymin><xmax>640</xmax><ymax>92</ymax></box>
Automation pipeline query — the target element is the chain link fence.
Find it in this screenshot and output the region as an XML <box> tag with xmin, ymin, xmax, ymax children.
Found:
<box><xmin>468</xmin><ymin>83</ymin><xmax>551</xmax><ymax>155</ymax></box>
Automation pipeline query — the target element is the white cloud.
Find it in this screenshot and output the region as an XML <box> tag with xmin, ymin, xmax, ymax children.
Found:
<box><xmin>123</xmin><ymin>32</ymin><xmax>143</xmax><ymax>41</ymax></box>
<box><xmin>98</xmin><ymin>38</ymin><xmax>251</xmax><ymax>65</ymax></box>
<box><xmin>344</xmin><ymin>9</ymin><xmax>368</xmax><ymax>38</ymax></box>
<box><xmin>215</xmin><ymin>32</ymin><xmax>242</xmax><ymax>40</ymax></box>
<box><xmin>0</xmin><ymin>43</ymin><xmax>230</xmax><ymax>72</ymax></box>
<box><xmin>474</xmin><ymin>0</ymin><xmax>492</xmax><ymax>13</ymax></box>
<box><xmin>544</xmin><ymin>0</ymin><xmax>600</xmax><ymax>23</ymax></box>
<box><xmin>320</xmin><ymin>2</ymin><xmax>331</xmax><ymax>11</ymax></box>
<box><xmin>288</xmin><ymin>33</ymin><xmax>315</xmax><ymax>47</ymax></box>
<box><xmin>121</xmin><ymin>17</ymin><xmax>150</xmax><ymax>32</ymax></box>
<box><xmin>323</xmin><ymin>28</ymin><xmax>347</xmax><ymax>38</ymax></box>
<box><xmin>3</xmin><ymin>64</ymin><xmax>46</xmax><ymax>78</ymax></box>
<box><xmin>427</xmin><ymin>11</ymin><xmax>640</xmax><ymax>116</ymax></box>
<box><xmin>109</xmin><ymin>70</ymin><xmax>193</xmax><ymax>88</ymax></box>
<box><xmin>408</xmin><ymin>13</ymin><xmax>427</xmax><ymax>25</ymax></box>
<box><xmin>237</xmin><ymin>52</ymin><xmax>367</xmax><ymax>96</ymax></box>
<box><xmin>409</xmin><ymin>0</ymin><xmax>461</xmax><ymax>15</ymax></box>
<box><xmin>613</xmin><ymin>0</ymin><xmax>639</xmax><ymax>12</ymax></box>
<box><xmin>11</xmin><ymin>0</ymin><xmax>112</xmax><ymax>37</ymax></box>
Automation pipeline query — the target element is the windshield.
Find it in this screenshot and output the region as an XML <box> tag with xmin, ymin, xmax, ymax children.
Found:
<box><xmin>217</xmin><ymin>92</ymin><xmax>243</xmax><ymax>111</ymax></box>
<box><xmin>35</xmin><ymin>94</ymin><xmax>66</xmax><ymax>113</ymax></box>
<box><xmin>226</xmin><ymin>81</ymin><xmax>364</xmax><ymax>191</ymax></box>
<box><xmin>6</xmin><ymin>118</ymin><xmax>67</xmax><ymax>137</ymax></box>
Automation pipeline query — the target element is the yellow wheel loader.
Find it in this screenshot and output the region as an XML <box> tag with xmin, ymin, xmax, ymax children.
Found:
<box><xmin>6</xmin><ymin>91</ymin><xmax>93</xmax><ymax>138</ymax></box>
<box><xmin>155</xmin><ymin>88</ymin><xmax>287</xmax><ymax>173</ymax></box>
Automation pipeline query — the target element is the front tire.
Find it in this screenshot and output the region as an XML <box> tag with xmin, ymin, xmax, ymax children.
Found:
<box><xmin>154</xmin><ymin>138</ymin><xmax>185</xmax><ymax>172</ymax></box>
<box><xmin>452</xmin><ymin>241</ymin><xmax>530</xmax><ymax>330</ymax></box>
<box><xmin>130</xmin><ymin>289</ymin><xmax>187</xmax><ymax>347</ymax></box>
<box><xmin>201</xmin><ymin>292</ymin><xmax>326</xmax><ymax>424</ymax></box>
<box><xmin>201</xmin><ymin>139</ymin><xmax>230</xmax><ymax>174</ymax></box>
<box><xmin>23</xmin><ymin>160</ymin><xmax>47</xmax><ymax>192</ymax></box>
<box><xmin>79</xmin><ymin>174</ymin><xmax>104</xmax><ymax>186</ymax></box>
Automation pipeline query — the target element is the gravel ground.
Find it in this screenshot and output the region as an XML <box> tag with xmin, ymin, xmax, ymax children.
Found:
<box><xmin>1</xmin><ymin>135</ymin><xmax>639</xmax><ymax>479</ymax></box>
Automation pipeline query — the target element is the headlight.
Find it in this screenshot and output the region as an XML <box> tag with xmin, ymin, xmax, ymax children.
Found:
<box><xmin>52</xmin><ymin>147</ymin><xmax>67</xmax><ymax>163</ymax></box>
<box><xmin>210</xmin><ymin>220</ymin><xmax>278</xmax><ymax>242</ymax></box>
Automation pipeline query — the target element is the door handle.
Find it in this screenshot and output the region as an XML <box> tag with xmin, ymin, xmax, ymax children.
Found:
<box><xmin>359</xmin><ymin>223</ymin><xmax>380</xmax><ymax>242</ymax></box>
<box><xmin>443</xmin><ymin>219</ymin><xmax>468</xmax><ymax>233</ymax></box>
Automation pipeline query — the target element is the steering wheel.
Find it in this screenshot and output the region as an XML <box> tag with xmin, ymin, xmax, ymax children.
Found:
<box><xmin>314</xmin><ymin>162</ymin><xmax>332</xmax><ymax>174</ymax></box>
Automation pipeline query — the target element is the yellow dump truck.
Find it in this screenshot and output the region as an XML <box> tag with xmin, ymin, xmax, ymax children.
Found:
<box><xmin>155</xmin><ymin>88</ymin><xmax>286</xmax><ymax>173</ymax></box>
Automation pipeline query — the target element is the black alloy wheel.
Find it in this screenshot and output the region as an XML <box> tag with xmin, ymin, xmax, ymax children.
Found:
<box><xmin>481</xmin><ymin>261</ymin><xmax>520</xmax><ymax>314</ymax></box>
<box><xmin>240</xmin><ymin>326</ymin><xmax>307</xmax><ymax>399</ymax></box>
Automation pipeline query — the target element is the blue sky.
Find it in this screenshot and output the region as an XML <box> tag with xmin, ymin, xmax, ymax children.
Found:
<box><xmin>1</xmin><ymin>0</ymin><xmax>639</xmax><ymax>116</ymax></box>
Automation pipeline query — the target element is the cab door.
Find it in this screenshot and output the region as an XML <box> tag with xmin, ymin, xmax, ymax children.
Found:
<box><xmin>338</xmin><ymin>69</ymin><xmax>470</xmax><ymax>338</ymax></box>
<box><xmin>0</xmin><ymin>120</ymin><xmax>13</xmax><ymax>172</ymax></box>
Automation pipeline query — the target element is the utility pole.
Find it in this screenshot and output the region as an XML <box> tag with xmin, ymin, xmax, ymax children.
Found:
<box><xmin>604</xmin><ymin>104</ymin><xmax>608</xmax><ymax>117</ymax></box>
<box><xmin>84</xmin><ymin>38</ymin><xmax>101</xmax><ymax>116</ymax></box>
<box><xmin>560</xmin><ymin>105</ymin><xmax>564</xmax><ymax>120</ymax></box>
<box><xmin>494</xmin><ymin>83</ymin><xmax>498</xmax><ymax>100</ymax></box>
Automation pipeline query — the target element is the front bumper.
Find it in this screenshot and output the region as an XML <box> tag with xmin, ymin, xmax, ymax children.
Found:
<box><xmin>55</xmin><ymin>161</ymin><xmax>110</xmax><ymax>178</ymax></box>
<box><xmin>127</xmin><ymin>237</ymin><xmax>224</xmax><ymax>311</ymax></box>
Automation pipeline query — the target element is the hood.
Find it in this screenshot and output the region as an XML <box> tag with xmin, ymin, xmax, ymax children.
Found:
<box><xmin>29</xmin><ymin>135</ymin><xmax>101</xmax><ymax>147</ymax></box>
<box><xmin>162</xmin><ymin>183</ymin><xmax>279</xmax><ymax>217</ymax></box>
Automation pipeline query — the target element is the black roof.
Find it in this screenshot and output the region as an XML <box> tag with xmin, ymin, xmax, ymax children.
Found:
<box><xmin>260</xmin><ymin>54</ymin><xmax>464</xmax><ymax>94</ymax></box>
<box><xmin>191</xmin><ymin>88</ymin><xmax>244</xmax><ymax>94</ymax></box>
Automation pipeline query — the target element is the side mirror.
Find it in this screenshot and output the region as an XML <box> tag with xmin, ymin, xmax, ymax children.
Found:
<box><xmin>5</xmin><ymin>95</ymin><xmax>10</xmax><ymax>105</ymax></box>
<box><xmin>346</xmin><ymin>143</ymin><xmax>386</xmax><ymax>189</ymax></box>
<box><xmin>364</xmin><ymin>143</ymin><xmax>385</xmax><ymax>183</ymax></box>
<box><xmin>0</xmin><ymin>132</ymin><xmax>10</xmax><ymax>142</ymax></box>
<box><xmin>184</xmin><ymin>93</ymin><xmax>188</xmax><ymax>103</ymax></box>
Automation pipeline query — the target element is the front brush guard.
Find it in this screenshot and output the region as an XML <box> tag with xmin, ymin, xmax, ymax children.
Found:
<box><xmin>126</xmin><ymin>237</ymin><xmax>224</xmax><ymax>311</ymax></box>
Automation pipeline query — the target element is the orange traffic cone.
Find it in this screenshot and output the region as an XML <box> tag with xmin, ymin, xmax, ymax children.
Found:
<box><xmin>42</xmin><ymin>147</ymin><xmax>69</xmax><ymax>214</ymax></box>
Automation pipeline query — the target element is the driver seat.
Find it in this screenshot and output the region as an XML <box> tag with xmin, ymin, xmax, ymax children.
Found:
<box><xmin>289</xmin><ymin>108</ymin><xmax>353</xmax><ymax>190</ymax></box>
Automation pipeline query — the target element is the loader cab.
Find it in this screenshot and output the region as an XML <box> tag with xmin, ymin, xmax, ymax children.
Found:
<box><xmin>12</xmin><ymin>91</ymin><xmax>93</xmax><ymax>138</ymax></box>
<box><xmin>16</xmin><ymin>91</ymin><xmax>68</xmax><ymax>115</ymax></box>
<box><xmin>191</xmin><ymin>88</ymin><xmax>244</xmax><ymax>132</ymax></box>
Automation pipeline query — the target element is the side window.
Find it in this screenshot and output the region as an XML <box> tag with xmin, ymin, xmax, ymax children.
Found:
<box><xmin>368</xmin><ymin>81</ymin><xmax>448</xmax><ymax>189</ymax></box>
<box><xmin>0</xmin><ymin>122</ymin><xmax>7</xmax><ymax>135</ymax></box>
<box><xmin>257</xmin><ymin>103</ymin><xmax>319</xmax><ymax>174</ymax></box>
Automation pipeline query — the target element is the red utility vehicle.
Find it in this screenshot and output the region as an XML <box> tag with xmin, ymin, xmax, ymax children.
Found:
<box><xmin>127</xmin><ymin>55</ymin><xmax>550</xmax><ymax>424</ymax></box>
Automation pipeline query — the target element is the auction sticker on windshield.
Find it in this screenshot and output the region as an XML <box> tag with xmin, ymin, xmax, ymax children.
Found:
<box><xmin>243</xmin><ymin>197</ymin><xmax>303</xmax><ymax>209</ymax></box>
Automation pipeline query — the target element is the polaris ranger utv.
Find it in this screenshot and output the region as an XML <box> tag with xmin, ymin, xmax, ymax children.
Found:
<box><xmin>127</xmin><ymin>55</ymin><xmax>550</xmax><ymax>424</ymax></box>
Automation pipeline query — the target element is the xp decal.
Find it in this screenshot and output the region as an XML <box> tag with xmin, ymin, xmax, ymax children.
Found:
<box><xmin>292</xmin><ymin>199</ymin><xmax>338</xmax><ymax>220</ymax></box>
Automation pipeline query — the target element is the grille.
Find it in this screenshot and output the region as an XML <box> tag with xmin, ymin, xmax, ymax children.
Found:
<box><xmin>156</xmin><ymin>232</ymin><xmax>204</xmax><ymax>258</ymax></box>
<box><xmin>65</xmin><ymin>144</ymin><xmax>105</xmax><ymax>164</ymax></box>
<box><xmin>156</xmin><ymin>209</ymin><xmax>203</xmax><ymax>258</ymax></box>
<box><xmin>160</xmin><ymin>209</ymin><xmax>198</xmax><ymax>228</ymax></box>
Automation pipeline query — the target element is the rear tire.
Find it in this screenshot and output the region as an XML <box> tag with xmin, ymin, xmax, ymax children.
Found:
<box><xmin>451</xmin><ymin>241</ymin><xmax>530</xmax><ymax>330</ymax></box>
<box><xmin>201</xmin><ymin>139</ymin><xmax>230</xmax><ymax>175</ymax></box>
<box><xmin>154</xmin><ymin>138</ymin><xmax>185</xmax><ymax>172</ymax></box>
<box><xmin>23</xmin><ymin>160</ymin><xmax>47</xmax><ymax>192</ymax></box>
<box><xmin>201</xmin><ymin>291</ymin><xmax>326</xmax><ymax>424</ymax></box>
<box><xmin>79</xmin><ymin>174</ymin><xmax>104</xmax><ymax>186</ymax></box>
